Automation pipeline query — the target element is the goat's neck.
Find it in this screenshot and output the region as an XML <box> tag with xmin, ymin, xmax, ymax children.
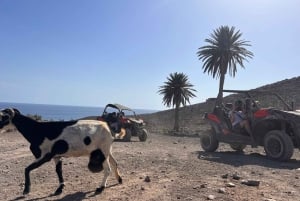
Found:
<box><xmin>12</xmin><ymin>114</ymin><xmax>38</xmax><ymax>143</ymax></box>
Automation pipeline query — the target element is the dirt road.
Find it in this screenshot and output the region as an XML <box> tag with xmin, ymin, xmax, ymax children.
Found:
<box><xmin>1</xmin><ymin>130</ymin><xmax>300</xmax><ymax>201</ymax></box>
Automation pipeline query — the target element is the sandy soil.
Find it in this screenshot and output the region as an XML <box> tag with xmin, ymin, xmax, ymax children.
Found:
<box><xmin>1</xmin><ymin>130</ymin><xmax>300</xmax><ymax>201</ymax></box>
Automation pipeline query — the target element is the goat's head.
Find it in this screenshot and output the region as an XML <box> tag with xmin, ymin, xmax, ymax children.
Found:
<box><xmin>0</xmin><ymin>108</ymin><xmax>20</xmax><ymax>129</ymax></box>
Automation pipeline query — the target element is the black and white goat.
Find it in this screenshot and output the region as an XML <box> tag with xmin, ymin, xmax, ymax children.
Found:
<box><xmin>0</xmin><ymin>108</ymin><xmax>122</xmax><ymax>195</ymax></box>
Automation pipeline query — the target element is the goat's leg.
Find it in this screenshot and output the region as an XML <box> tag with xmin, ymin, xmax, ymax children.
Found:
<box><xmin>53</xmin><ymin>157</ymin><xmax>65</xmax><ymax>195</ymax></box>
<box><xmin>109</xmin><ymin>153</ymin><xmax>122</xmax><ymax>184</ymax></box>
<box><xmin>95</xmin><ymin>159</ymin><xmax>111</xmax><ymax>194</ymax></box>
<box><xmin>24</xmin><ymin>153</ymin><xmax>53</xmax><ymax>194</ymax></box>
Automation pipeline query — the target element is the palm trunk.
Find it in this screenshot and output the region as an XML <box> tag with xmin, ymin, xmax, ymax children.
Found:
<box><xmin>174</xmin><ymin>103</ymin><xmax>180</xmax><ymax>132</ymax></box>
<box><xmin>216</xmin><ymin>67</ymin><xmax>226</xmax><ymax>107</ymax></box>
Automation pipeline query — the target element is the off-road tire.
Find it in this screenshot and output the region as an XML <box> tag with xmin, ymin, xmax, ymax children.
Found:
<box><xmin>264</xmin><ymin>130</ymin><xmax>294</xmax><ymax>161</ymax></box>
<box><xmin>138</xmin><ymin>129</ymin><xmax>148</xmax><ymax>142</ymax></box>
<box><xmin>230</xmin><ymin>143</ymin><xmax>246</xmax><ymax>152</ymax></box>
<box><xmin>123</xmin><ymin>128</ymin><xmax>132</xmax><ymax>142</ymax></box>
<box><xmin>200</xmin><ymin>129</ymin><xmax>219</xmax><ymax>152</ymax></box>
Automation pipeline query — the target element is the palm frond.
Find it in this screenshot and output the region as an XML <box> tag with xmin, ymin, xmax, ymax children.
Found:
<box><xmin>197</xmin><ymin>25</ymin><xmax>253</xmax><ymax>78</ymax></box>
<box><xmin>158</xmin><ymin>72</ymin><xmax>197</xmax><ymax>108</ymax></box>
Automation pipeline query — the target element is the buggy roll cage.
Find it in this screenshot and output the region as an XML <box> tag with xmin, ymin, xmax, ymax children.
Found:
<box><xmin>103</xmin><ymin>103</ymin><xmax>138</xmax><ymax>117</ymax></box>
<box><xmin>222</xmin><ymin>89</ymin><xmax>294</xmax><ymax>111</ymax></box>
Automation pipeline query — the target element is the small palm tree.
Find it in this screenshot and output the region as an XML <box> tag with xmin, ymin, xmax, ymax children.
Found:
<box><xmin>197</xmin><ymin>25</ymin><xmax>253</xmax><ymax>106</ymax></box>
<box><xmin>158</xmin><ymin>72</ymin><xmax>196</xmax><ymax>132</ymax></box>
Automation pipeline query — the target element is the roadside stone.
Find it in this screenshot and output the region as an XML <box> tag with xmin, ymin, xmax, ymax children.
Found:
<box><xmin>218</xmin><ymin>188</ymin><xmax>226</xmax><ymax>194</ymax></box>
<box><xmin>285</xmin><ymin>190</ymin><xmax>295</xmax><ymax>195</ymax></box>
<box><xmin>207</xmin><ymin>195</ymin><xmax>215</xmax><ymax>200</ymax></box>
<box><xmin>226</xmin><ymin>182</ymin><xmax>236</xmax><ymax>187</ymax></box>
<box><xmin>221</xmin><ymin>174</ymin><xmax>228</xmax><ymax>179</ymax></box>
<box><xmin>232</xmin><ymin>173</ymin><xmax>241</xmax><ymax>180</ymax></box>
<box><xmin>144</xmin><ymin>176</ymin><xmax>151</xmax><ymax>182</ymax></box>
<box><xmin>200</xmin><ymin>183</ymin><xmax>207</xmax><ymax>188</ymax></box>
<box><xmin>241</xmin><ymin>180</ymin><xmax>260</xmax><ymax>187</ymax></box>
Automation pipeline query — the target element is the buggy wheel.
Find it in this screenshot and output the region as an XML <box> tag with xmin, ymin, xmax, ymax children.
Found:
<box><xmin>264</xmin><ymin>130</ymin><xmax>294</xmax><ymax>161</ymax></box>
<box><xmin>138</xmin><ymin>129</ymin><xmax>148</xmax><ymax>142</ymax></box>
<box><xmin>123</xmin><ymin>128</ymin><xmax>132</xmax><ymax>142</ymax></box>
<box><xmin>200</xmin><ymin>129</ymin><xmax>219</xmax><ymax>152</ymax></box>
<box><xmin>230</xmin><ymin>143</ymin><xmax>246</xmax><ymax>152</ymax></box>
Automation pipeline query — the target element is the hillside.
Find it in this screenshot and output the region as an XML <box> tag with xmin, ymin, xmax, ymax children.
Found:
<box><xmin>141</xmin><ymin>76</ymin><xmax>300</xmax><ymax>135</ymax></box>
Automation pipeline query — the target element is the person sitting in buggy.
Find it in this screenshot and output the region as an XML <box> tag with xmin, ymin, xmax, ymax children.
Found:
<box><xmin>230</xmin><ymin>100</ymin><xmax>252</xmax><ymax>136</ymax></box>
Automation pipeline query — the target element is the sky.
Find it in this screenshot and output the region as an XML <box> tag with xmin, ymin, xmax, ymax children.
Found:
<box><xmin>0</xmin><ymin>0</ymin><xmax>299</xmax><ymax>110</ymax></box>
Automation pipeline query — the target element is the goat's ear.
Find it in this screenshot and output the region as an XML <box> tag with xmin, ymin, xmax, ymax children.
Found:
<box><xmin>12</xmin><ymin>108</ymin><xmax>20</xmax><ymax>115</ymax></box>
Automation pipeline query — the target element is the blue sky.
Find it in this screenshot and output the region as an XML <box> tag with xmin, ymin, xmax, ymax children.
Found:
<box><xmin>0</xmin><ymin>0</ymin><xmax>299</xmax><ymax>110</ymax></box>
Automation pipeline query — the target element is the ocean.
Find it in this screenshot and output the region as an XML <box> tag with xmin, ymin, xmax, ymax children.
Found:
<box><xmin>0</xmin><ymin>102</ymin><xmax>155</xmax><ymax>121</ymax></box>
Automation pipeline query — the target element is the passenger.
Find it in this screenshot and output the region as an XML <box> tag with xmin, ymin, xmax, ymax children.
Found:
<box><xmin>230</xmin><ymin>100</ymin><xmax>252</xmax><ymax>136</ymax></box>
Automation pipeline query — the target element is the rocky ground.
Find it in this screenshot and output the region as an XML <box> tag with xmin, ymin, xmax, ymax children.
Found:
<box><xmin>1</xmin><ymin>128</ymin><xmax>300</xmax><ymax>201</ymax></box>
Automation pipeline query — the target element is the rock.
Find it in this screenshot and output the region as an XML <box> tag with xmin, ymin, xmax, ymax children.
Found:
<box><xmin>207</xmin><ymin>195</ymin><xmax>215</xmax><ymax>200</ymax></box>
<box><xmin>200</xmin><ymin>183</ymin><xmax>207</xmax><ymax>188</ymax></box>
<box><xmin>218</xmin><ymin>188</ymin><xmax>226</xmax><ymax>194</ymax></box>
<box><xmin>241</xmin><ymin>180</ymin><xmax>260</xmax><ymax>187</ymax></box>
<box><xmin>226</xmin><ymin>182</ymin><xmax>236</xmax><ymax>187</ymax></box>
<box><xmin>284</xmin><ymin>191</ymin><xmax>295</xmax><ymax>195</ymax></box>
<box><xmin>144</xmin><ymin>176</ymin><xmax>151</xmax><ymax>182</ymax></box>
<box><xmin>232</xmin><ymin>173</ymin><xmax>241</xmax><ymax>180</ymax></box>
<box><xmin>221</xmin><ymin>174</ymin><xmax>228</xmax><ymax>179</ymax></box>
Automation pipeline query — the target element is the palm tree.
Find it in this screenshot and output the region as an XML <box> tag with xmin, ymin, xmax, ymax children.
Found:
<box><xmin>158</xmin><ymin>72</ymin><xmax>196</xmax><ymax>132</ymax></box>
<box><xmin>197</xmin><ymin>25</ymin><xmax>253</xmax><ymax>106</ymax></box>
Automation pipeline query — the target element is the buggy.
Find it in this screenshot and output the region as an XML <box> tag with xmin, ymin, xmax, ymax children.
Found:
<box><xmin>201</xmin><ymin>89</ymin><xmax>300</xmax><ymax>161</ymax></box>
<box><xmin>98</xmin><ymin>103</ymin><xmax>148</xmax><ymax>142</ymax></box>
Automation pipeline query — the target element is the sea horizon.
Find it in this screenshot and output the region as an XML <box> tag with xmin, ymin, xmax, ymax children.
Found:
<box><xmin>0</xmin><ymin>102</ymin><xmax>157</xmax><ymax>121</ymax></box>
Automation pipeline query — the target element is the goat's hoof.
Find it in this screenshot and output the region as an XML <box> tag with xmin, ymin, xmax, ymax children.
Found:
<box><xmin>95</xmin><ymin>186</ymin><xmax>105</xmax><ymax>194</ymax></box>
<box><xmin>23</xmin><ymin>188</ymin><xmax>29</xmax><ymax>195</ymax></box>
<box><xmin>118</xmin><ymin>177</ymin><xmax>123</xmax><ymax>184</ymax></box>
<box><xmin>54</xmin><ymin>184</ymin><xmax>65</xmax><ymax>195</ymax></box>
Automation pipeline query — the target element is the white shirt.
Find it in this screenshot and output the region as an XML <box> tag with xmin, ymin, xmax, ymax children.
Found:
<box><xmin>231</xmin><ymin>111</ymin><xmax>245</xmax><ymax>126</ymax></box>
